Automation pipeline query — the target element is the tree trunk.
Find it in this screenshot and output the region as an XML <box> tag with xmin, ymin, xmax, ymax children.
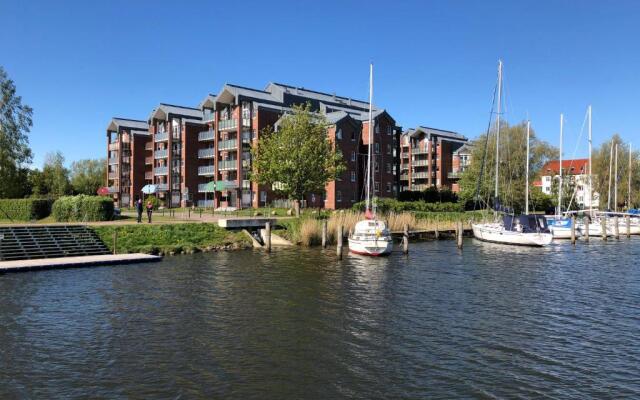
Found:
<box><xmin>294</xmin><ymin>199</ymin><xmax>301</xmax><ymax>217</ymax></box>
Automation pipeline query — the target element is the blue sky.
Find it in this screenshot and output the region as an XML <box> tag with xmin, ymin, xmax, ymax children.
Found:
<box><xmin>2</xmin><ymin>0</ymin><xmax>640</xmax><ymax>168</ymax></box>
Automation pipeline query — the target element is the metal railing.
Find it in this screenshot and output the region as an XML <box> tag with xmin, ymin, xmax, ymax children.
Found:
<box><xmin>198</xmin><ymin>165</ymin><xmax>215</xmax><ymax>176</ymax></box>
<box><xmin>218</xmin><ymin>139</ymin><xmax>237</xmax><ymax>151</ymax></box>
<box><xmin>145</xmin><ymin>172</ymin><xmax>153</xmax><ymax>180</ymax></box>
<box><xmin>154</xmin><ymin>166</ymin><xmax>168</xmax><ymax>175</ymax></box>
<box><xmin>218</xmin><ymin>119</ymin><xmax>238</xmax><ymax>131</ymax></box>
<box><xmin>198</xmin><ymin>199</ymin><xmax>214</xmax><ymax>208</ymax></box>
<box><xmin>155</xmin><ymin>131</ymin><xmax>169</xmax><ymax>142</ymax></box>
<box><xmin>411</xmin><ymin>147</ymin><xmax>429</xmax><ymax>155</ymax></box>
<box><xmin>145</xmin><ymin>156</ymin><xmax>153</xmax><ymax>164</ymax></box>
<box><xmin>198</xmin><ymin>148</ymin><xmax>215</xmax><ymax>158</ymax></box>
<box><xmin>107</xmin><ymin>186</ymin><xmax>118</xmax><ymax>193</ymax></box>
<box><xmin>108</xmin><ymin>142</ymin><xmax>118</xmax><ymax>151</ymax></box>
<box><xmin>448</xmin><ymin>171</ymin><xmax>462</xmax><ymax>179</ymax></box>
<box><xmin>108</xmin><ymin>172</ymin><xmax>117</xmax><ymax>179</ymax></box>
<box><xmin>108</xmin><ymin>157</ymin><xmax>118</xmax><ymax>165</ymax></box>
<box><xmin>412</xmin><ymin>159</ymin><xmax>429</xmax><ymax>166</ymax></box>
<box><xmin>198</xmin><ymin>183</ymin><xmax>214</xmax><ymax>193</ymax></box>
<box><xmin>156</xmin><ymin>183</ymin><xmax>169</xmax><ymax>191</ymax></box>
<box><xmin>218</xmin><ymin>159</ymin><xmax>237</xmax><ymax>170</ymax></box>
<box><xmin>198</xmin><ymin>130</ymin><xmax>215</xmax><ymax>141</ymax></box>
<box><xmin>145</xmin><ymin>143</ymin><xmax>153</xmax><ymax>151</ymax></box>
<box><xmin>154</xmin><ymin>149</ymin><xmax>168</xmax><ymax>159</ymax></box>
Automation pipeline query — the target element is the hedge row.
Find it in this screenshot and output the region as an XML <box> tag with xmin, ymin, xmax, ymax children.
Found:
<box><xmin>52</xmin><ymin>195</ymin><xmax>114</xmax><ymax>222</ymax></box>
<box><xmin>0</xmin><ymin>199</ymin><xmax>53</xmax><ymax>221</ymax></box>
<box><xmin>353</xmin><ymin>198</ymin><xmax>463</xmax><ymax>213</ymax></box>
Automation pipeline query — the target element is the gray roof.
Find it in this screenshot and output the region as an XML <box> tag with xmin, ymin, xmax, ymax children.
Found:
<box><xmin>130</xmin><ymin>129</ymin><xmax>150</xmax><ymax>136</ymax></box>
<box><xmin>266</xmin><ymin>82</ymin><xmax>372</xmax><ymax>111</ymax></box>
<box><xmin>325</xmin><ymin>111</ymin><xmax>350</xmax><ymax>124</ymax></box>
<box><xmin>403</xmin><ymin>126</ymin><xmax>467</xmax><ymax>142</ymax></box>
<box><xmin>148</xmin><ymin>103</ymin><xmax>203</xmax><ymax>121</ymax></box>
<box><xmin>454</xmin><ymin>143</ymin><xmax>473</xmax><ymax>154</ymax></box>
<box><xmin>107</xmin><ymin>118</ymin><xmax>149</xmax><ymax>132</ymax></box>
<box><xmin>215</xmin><ymin>84</ymin><xmax>280</xmax><ymax>105</ymax></box>
<box><xmin>198</xmin><ymin>94</ymin><xmax>217</xmax><ymax>109</ymax></box>
<box><xmin>183</xmin><ymin>118</ymin><xmax>206</xmax><ymax>126</ymax></box>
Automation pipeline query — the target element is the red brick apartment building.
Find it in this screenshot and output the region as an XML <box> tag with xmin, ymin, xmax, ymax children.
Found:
<box><xmin>106</xmin><ymin>82</ymin><xmax>402</xmax><ymax>209</ymax></box>
<box><xmin>399</xmin><ymin>127</ymin><xmax>468</xmax><ymax>193</ymax></box>
<box><xmin>106</xmin><ymin>118</ymin><xmax>151</xmax><ymax>207</ymax></box>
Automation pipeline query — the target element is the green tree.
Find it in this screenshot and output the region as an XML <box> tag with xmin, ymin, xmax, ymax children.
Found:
<box><xmin>459</xmin><ymin>121</ymin><xmax>557</xmax><ymax>213</ymax></box>
<box><xmin>41</xmin><ymin>151</ymin><xmax>71</xmax><ymax>198</ymax></box>
<box><xmin>591</xmin><ymin>134</ymin><xmax>640</xmax><ymax>210</ymax></box>
<box><xmin>70</xmin><ymin>158</ymin><xmax>106</xmax><ymax>195</ymax></box>
<box><xmin>251</xmin><ymin>103</ymin><xmax>346</xmax><ymax>215</ymax></box>
<box><xmin>0</xmin><ymin>66</ymin><xmax>33</xmax><ymax>198</ymax></box>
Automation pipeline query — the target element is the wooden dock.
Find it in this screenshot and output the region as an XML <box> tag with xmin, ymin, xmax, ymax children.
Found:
<box><xmin>0</xmin><ymin>253</ymin><xmax>161</xmax><ymax>273</ymax></box>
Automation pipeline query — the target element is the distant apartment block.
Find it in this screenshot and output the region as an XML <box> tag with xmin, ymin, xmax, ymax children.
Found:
<box><xmin>106</xmin><ymin>118</ymin><xmax>151</xmax><ymax>207</ymax></box>
<box><xmin>535</xmin><ymin>158</ymin><xmax>599</xmax><ymax>209</ymax></box>
<box><xmin>106</xmin><ymin>82</ymin><xmax>403</xmax><ymax>209</ymax></box>
<box><xmin>399</xmin><ymin>127</ymin><xmax>468</xmax><ymax>192</ymax></box>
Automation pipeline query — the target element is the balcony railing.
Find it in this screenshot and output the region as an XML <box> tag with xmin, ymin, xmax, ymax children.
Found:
<box><xmin>400</xmin><ymin>174</ymin><xmax>409</xmax><ymax>180</ymax></box>
<box><xmin>108</xmin><ymin>172</ymin><xmax>117</xmax><ymax>179</ymax></box>
<box><xmin>155</xmin><ymin>149</ymin><xmax>168</xmax><ymax>159</ymax></box>
<box><xmin>218</xmin><ymin>159</ymin><xmax>237</xmax><ymax>171</ymax></box>
<box><xmin>448</xmin><ymin>171</ymin><xmax>462</xmax><ymax>179</ymax></box>
<box><xmin>107</xmin><ymin>186</ymin><xmax>118</xmax><ymax>193</ymax></box>
<box><xmin>156</xmin><ymin>183</ymin><xmax>169</xmax><ymax>191</ymax></box>
<box><xmin>412</xmin><ymin>172</ymin><xmax>430</xmax><ymax>179</ymax></box>
<box><xmin>172</xmin><ymin>183</ymin><xmax>181</xmax><ymax>191</ymax></box>
<box><xmin>154</xmin><ymin>166</ymin><xmax>168</xmax><ymax>175</ymax></box>
<box><xmin>155</xmin><ymin>131</ymin><xmax>169</xmax><ymax>142</ymax></box>
<box><xmin>198</xmin><ymin>148</ymin><xmax>215</xmax><ymax>159</ymax></box>
<box><xmin>198</xmin><ymin>199</ymin><xmax>214</xmax><ymax>208</ymax></box>
<box><xmin>198</xmin><ymin>183</ymin><xmax>214</xmax><ymax>193</ymax></box>
<box><xmin>242</xmin><ymin>180</ymin><xmax>251</xmax><ymax>189</ymax></box>
<box><xmin>108</xmin><ymin>142</ymin><xmax>118</xmax><ymax>151</ymax></box>
<box><xmin>218</xmin><ymin>139</ymin><xmax>237</xmax><ymax>151</ymax></box>
<box><xmin>202</xmin><ymin>111</ymin><xmax>215</xmax><ymax>122</ymax></box>
<box><xmin>108</xmin><ymin>157</ymin><xmax>118</xmax><ymax>165</ymax></box>
<box><xmin>218</xmin><ymin>119</ymin><xmax>237</xmax><ymax>131</ymax></box>
<box><xmin>145</xmin><ymin>156</ymin><xmax>153</xmax><ymax>164</ymax></box>
<box><xmin>242</xmin><ymin>131</ymin><xmax>252</xmax><ymax>144</ymax></box>
<box><xmin>242</xmin><ymin>118</ymin><xmax>251</xmax><ymax>128</ymax></box>
<box><xmin>121</xmin><ymin>168</ymin><xmax>130</xmax><ymax>176</ymax></box>
<box><xmin>198</xmin><ymin>130</ymin><xmax>215</xmax><ymax>141</ymax></box>
<box><xmin>198</xmin><ymin>165</ymin><xmax>215</xmax><ymax>176</ymax></box>
<box><xmin>411</xmin><ymin>147</ymin><xmax>429</xmax><ymax>155</ymax></box>
<box><xmin>413</xmin><ymin>159</ymin><xmax>429</xmax><ymax>166</ymax></box>
<box><xmin>145</xmin><ymin>172</ymin><xmax>153</xmax><ymax>180</ymax></box>
<box><xmin>145</xmin><ymin>143</ymin><xmax>153</xmax><ymax>151</ymax></box>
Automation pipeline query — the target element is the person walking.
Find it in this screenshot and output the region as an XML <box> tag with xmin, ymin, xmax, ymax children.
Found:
<box><xmin>146</xmin><ymin>201</ymin><xmax>153</xmax><ymax>223</ymax></box>
<box><xmin>136</xmin><ymin>198</ymin><xmax>143</xmax><ymax>223</ymax></box>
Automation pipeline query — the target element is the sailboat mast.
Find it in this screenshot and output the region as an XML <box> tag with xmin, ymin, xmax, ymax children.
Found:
<box><xmin>588</xmin><ymin>105</ymin><xmax>593</xmax><ymax>216</ymax></box>
<box><xmin>366</xmin><ymin>63</ymin><xmax>373</xmax><ymax>213</ymax></box>
<box><xmin>608</xmin><ymin>141</ymin><xmax>613</xmax><ymax>210</ymax></box>
<box><xmin>525</xmin><ymin>120</ymin><xmax>530</xmax><ymax>215</ymax></box>
<box><xmin>558</xmin><ymin>113</ymin><xmax>563</xmax><ymax>216</ymax></box>
<box><xmin>494</xmin><ymin>60</ymin><xmax>503</xmax><ymax>208</ymax></box>
<box><xmin>629</xmin><ymin>143</ymin><xmax>633</xmax><ymax>210</ymax></box>
<box><xmin>615</xmin><ymin>144</ymin><xmax>619</xmax><ymax>212</ymax></box>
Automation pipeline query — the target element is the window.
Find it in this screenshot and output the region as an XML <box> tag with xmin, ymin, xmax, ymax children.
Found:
<box><xmin>336</xmin><ymin>190</ymin><xmax>342</xmax><ymax>202</ymax></box>
<box><xmin>351</xmin><ymin>171</ymin><xmax>356</xmax><ymax>182</ymax></box>
<box><xmin>260</xmin><ymin>191</ymin><xmax>266</xmax><ymax>203</ymax></box>
<box><xmin>375</xmin><ymin>123</ymin><xmax>380</xmax><ymax>134</ymax></box>
<box><xmin>351</xmin><ymin>151</ymin><xmax>356</xmax><ymax>162</ymax></box>
<box><xmin>375</xmin><ymin>162</ymin><xmax>379</xmax><ymax>172</ymax></box>
<box><xmin>311</xmin><ymin>193</ymin><xmax>316</xmax><ymax>203</ymax></box>
<box><xmin>386</xmin><ymin>182</ymin><xmax>391</xmax><ymax>192</ymax></box>
<box><xmin>386</xmin><ymin>163</ymin><xmax>391</xmax><ymax>174</ymax></box>
<box><xmin>336</xmin><ymin>128</ymin><xmax>342</xmax><ymax>140</ymax></box>
<box><xmin>386</xmin><ymin>144</ymin><xmax>392</xmax><ymax>155</ymax></box>
<box><xmin>351</xmin><ymin>191</ymin><xmax>357</xmax><ymax>202</ymax></box>
<box><xmin>375</xmin><ymin>143</ymin><xmax>380</xmax><ymax>154</ymax></box>
<box><xmin>387</xmin><ymin>125</ymin><xmax>392</xmax><ymax>135</ymax></box>
<box><xmin>374</xmin><ymin>182</ymin><xmax>380</xmax><ymax>192</ymax></box>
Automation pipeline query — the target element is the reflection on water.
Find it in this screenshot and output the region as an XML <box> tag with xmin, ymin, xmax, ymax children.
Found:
<box><xmin>1</xmin><ymin>238</ymin><xmax>639</xmax><ymax>399</ymax></box>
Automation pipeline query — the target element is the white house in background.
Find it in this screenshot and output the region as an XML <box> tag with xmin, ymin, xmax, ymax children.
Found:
<box><xmin>534</xmin><ymin>158</ymin><xmax>600</xmax><ymax>209</ymax></box>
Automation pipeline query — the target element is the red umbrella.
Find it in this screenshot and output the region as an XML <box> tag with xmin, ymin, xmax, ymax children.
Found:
<box><xmin>97</xmin><ymin>187</ymin><xmax>110</xmax><ymax>196</ymax></box>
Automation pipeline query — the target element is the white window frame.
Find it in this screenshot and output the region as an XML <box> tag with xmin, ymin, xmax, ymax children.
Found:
<box><xmin>336</xmin><ymin>190</ymin><xmax>342</xmax><ymax>202</ymax></box>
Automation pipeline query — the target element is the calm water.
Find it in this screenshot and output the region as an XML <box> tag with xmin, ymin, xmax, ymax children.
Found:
<box><xmin>1</xmin><ymin>239</ymin><xmax>639</xmax><ymax>399</ymax></box>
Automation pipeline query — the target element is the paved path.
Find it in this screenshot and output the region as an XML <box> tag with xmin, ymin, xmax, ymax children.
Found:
<box><xmin>0</xmin><ymin>253</ymin><xmax>161</xmax><ymax>272</ymax></box>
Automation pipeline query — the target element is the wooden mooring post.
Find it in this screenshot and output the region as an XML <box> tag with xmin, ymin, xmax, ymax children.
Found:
<box><xmin>403</xmin><ymin>223</ymin><xmax>409</xmax><ymax>254</ymax></box>
<box><xmin>627</xmin><ymin>214</ymin><xmax>631</xmax><ymax>238</ymax></box>
<box><xmin>601</xmin><ymin>216</ymin><xmax>607</xmax><ymax>241</ymax></box>
<box><xmin>614</xmin><ymin>216</ymin><xmax>620</xmax><ymax>240</ymax></box>
<box><xmin>456</xmin><ymin>220</ymin><xmax>463</xmax><ymax>249</ymax></box>
<box><xmin>570</xmin><ymin>215</ymin><xmax>576</xmax><ymax>245</ymax></box>
<box><xmin>322</xmin><ymin>220</ymin><xmax>327</xmax><ymax>248</ymax></box>
<box><xmin>265</xmin><ymin>221</ymin><xmax>271</xmax><ymax>252</ymax></box>
<box><xmin>336</xmin><ymin>225</ymin><xmax>343</xmax><ymax>259</ymax></box>
<box><xmin>585</xmin><ymin>216</ymin><xmax>590</xmax><ymax>242</ymax></box>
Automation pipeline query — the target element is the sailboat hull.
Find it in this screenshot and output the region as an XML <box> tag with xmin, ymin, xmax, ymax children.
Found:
<box><xmin>472</xmin><ymin>223</ymin><xmax>553</xmax><ymax>246</ymax></box>
<box><xmin>348</xmin><ymin>238</ymin><xmax>393</xmax><ymax>256</ymax></box>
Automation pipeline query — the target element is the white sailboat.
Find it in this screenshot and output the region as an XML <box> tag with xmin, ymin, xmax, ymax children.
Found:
<box><xmin>472</xmin><ymin>60</ymin><xmax>553</xmax><ymax>247</ymax></box>
<box><xmin>348</xmin><ymin>64</ymin><xmax>393</xmax><ymax>256</ymax></box>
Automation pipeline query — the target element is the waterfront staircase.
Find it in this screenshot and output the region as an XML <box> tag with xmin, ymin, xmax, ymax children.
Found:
<box><xmin>0</xmin><ymin>225</ymin><xmax>110</xmax><ymax>261</ymax></box>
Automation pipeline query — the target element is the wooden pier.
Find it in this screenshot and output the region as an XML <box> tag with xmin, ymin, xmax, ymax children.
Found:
<box><xmin>0</xmin><ymin>253</ymin><xmax>161</xmax><ymax>273</ymax></box>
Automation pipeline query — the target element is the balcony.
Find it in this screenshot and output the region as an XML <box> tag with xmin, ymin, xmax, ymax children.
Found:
<box><xmin>108</xmin><ymin>142</ymin><xmax>118</xmax><ymax>151</ymax></box>
<box><xmin>242</xmin><ymin>131</ymin><xmax>252</xmax><ymax>144</ymax></box>
<box><xmin>448</xmin><ymin>171</ymin><xmax>462</xmax><ymax>179</ymax></box>
<box><xmin>411</xmin><ymin>147</ymin><xmax>429</xmax><ymax>155</ymax></box>
<box><xmin>107</xmin><ymin>186</ymin><xmax>118</xmax><ymax>193</ymax></box>
<box><xmin>145</xmin><ymin>143</ymin><xmax>153</xmax><ymax>151</ymax></box>
<box><xmin>121</xmin><ymin>168</ymin><xmax>130</xmax><ymax>176</ymax></box>
<box><xmin>218</xmin><ymin>139</ymin><xmax>237</xmax><ymax>151</ymax></box>
<box><xmin>108</xmin><ymin>172</ymin><xmax>117</xmax><ymax>179</ymax></box>
<box><xmin>218</xmin><ymin>159</ymin><xmax>237</xmax><ymax>171</ymax></box>
<box><xmin>218</xmin><ymin>119</ymin><xmax>237</xmax><ymax>131</ymax></box>
<box><xmin>198</xmin><ymin>130</ymin><xmax>215</xmax><ymax>141</ymax></box>
<box><xmin>156</xmin><ymin>183</ymin><xmax>169</xmax><ymax>192</ymax></box>
<box><xmin>198</xmin><ymin>183</ymin><xmax>214</xmax><ymax>193</ymax></box>
<box><xmin>203</xmin><ymin>110</ymin><xmax>215</xmax><ymax>122</ymax></box>
<box><xmin>413</xmin><ymin>159</ymin><xmax>429</xmax><ymax>167</ymax></box>
<box><xmin>108</xmin><ymin>157</ymin><xmax>118</xmax><ymax>165</ymax></box>
<box><xmin>242</xmin><ymin>180</ymin><xmax>251</xmax><ymax>189</ymax></box>
<box><xmin>155</xmin><ymin>149</ymin><xmax>168</xmax><ymax>159</ymax></box>
<box><xmin>145</xmin><ymin>156</ymin><xmax>153</xmax><ymax>164</ymax></box>
<box><xmin>198</xmin><ymin>148</ymin><xmax>215</xmax><ymax>159</ymax></box>
<box><xmin>198</xmin><ymin>165</ymin><xmax>215</xmax><ymax>176</ymax></box>
<box><xmin>400</xmin><ymin>174</ymin><xmax>409</xmax><ymax>181</ymax></box>
<box><xmin>154</xmin><ymin>166</ymin><xmax>168</xmax><ymax>175</ymax></box>
<box><xmin>145</xmin><ymin>171</ymin><xmax>153</xmax><ymax>180</ymax></box>
<box><xmin>198</xmin><ymin>199</ymin><xmax>214</xmax><ymax>208</ymax></box>
<box><xmin>155</xmin><ymin>131</ymin><xmax>169</xmax><ymax>142</ymax></box>
<box><xmin>172</xmin><ymin>183</ymin><xmax>181</xmax><ymax>191</ymax></box>
<box><xmin>412</xmin><ymin>172</ymin><xmax>430</xmax><ymax>179</ymax></box>
<box><xmin>242</xmin><ymin>118</ymin><xmax>251</xmax><ymax>128</ymax></box>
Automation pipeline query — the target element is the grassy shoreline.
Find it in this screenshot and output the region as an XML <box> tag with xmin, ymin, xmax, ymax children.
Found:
<box><xmin>92</xmin><ymin>223</ymin><xmax>252</xmax><ymax>256</ymax></box>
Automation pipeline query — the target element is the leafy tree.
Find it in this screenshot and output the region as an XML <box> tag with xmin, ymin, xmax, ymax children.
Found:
<box><xmin>70</xmin><ymin>158</ymin><xmax>106</xmax><ymax>195</ymax></box>
<box><xmin>591</xmin><ymin>134</ymin><xmax>640</xmax><ymax>210</ymax></box>
<box><xmin>0</xmin><ymin>66</ymin><xmax>33</xmax><ymax>198</ymax></box>
<box><xmin>251</xmin><ymin>103</ymin><xmax>346</xmax><ymax>215</ymax></box>
<box><xmin>458</xmin><ymin>121</ymin><xmax>557</xmax><ymax>214</ymax></box>
<box><xmin>41</xmin><ymin>151</ymin><xmax>71</xmax><ymax>198</ymax></box>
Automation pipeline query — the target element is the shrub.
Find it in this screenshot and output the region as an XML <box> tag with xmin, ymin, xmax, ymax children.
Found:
<box><xmin>52</xmin><ymin>195</ymin><xmax>114</xmax><ymax>222</ymax></box>
<box><xmin>141</xmin><ymin>195</ymin><xmax>161</xmax><ymax>209</ymax></box>
<box><xmin>352</xmin><ymin>198</ymin><xmax>463</xmax><ymax>213</ymax></box>
<box><xmin>0</xmin><ymin>199</ymin><xmax>53</xmax><ymax>221</ymax></box>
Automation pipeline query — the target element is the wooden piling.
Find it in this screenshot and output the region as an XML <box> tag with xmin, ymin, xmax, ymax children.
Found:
<box><xmin>627</xmin><ymin>214</ymin><xmax>631</xmax><ymax>238</ymax></box>
<box><xmin>188</xmin><ymin>208</ymin><xmax>191</xmax><ymax>219</ymax></box>
<box><xmin>265</xmin><ymin>222</ymin><xmax>271</xmax><ymax>252</ymax></box>
<box><xmin>614</xmin><ymin>216</ymin><xmax>620</xmax><ymax>240</ymax></box>
<box><xmin>456</xmin><ymin>221</ymin><xmax>463</xmax><ymax>249</ymax></box>
<box><xmin>571</xmin><ymin>215</ymin><xmax>576</xmax><ymax>245</ymax></box>
<box><xmin>322</xmin><ymin>220</ymin><xmax>327</xmax><ymax>248</ymax></box>
<box><xmin>601</xmin><ymin>216</ymin><xmax>607</xmax><ymax>241</ymax></box>
<box><xmin>585</xmin><ymin>216</ymin><xmax>590</xmax><ymax>242</ymax></box>
<box><xmin>403</xmin><ymin>223</ymin><xmax>409</xmax><ymax>254</ymax></box>
<box><xmin>337</xmin><ymin>225</ymin><xmax>343</xmax><ymax>259</ymax></box>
